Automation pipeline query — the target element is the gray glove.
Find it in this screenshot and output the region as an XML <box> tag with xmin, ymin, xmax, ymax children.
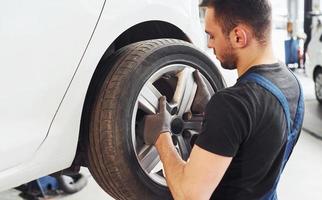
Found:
<box><xmin>143</xmin><ymin>96</ymin><xmax>172</xmax><ymax>145</ymax></box>
<box><xmin>191</xmin><ymin>70</ymin><xmax>211</xmax><ymax>114</ymax></box>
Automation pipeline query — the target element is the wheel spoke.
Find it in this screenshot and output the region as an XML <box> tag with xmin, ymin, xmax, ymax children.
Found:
<box><xmin>182</xmin><ymin>114</ymin><xmax>204</xmax><ymax>132</ymax></box>
<box><xmin>183</xmin><ymin>121</ymin><xmax>203</xmax><ymax>132</ymax></box>
<box><xmin>176</xmin><ymin>135</ymin><xmax>191</xmax><ymax>161</ymax></box>
<box><xmin>138</xmin><ymin>145</ymin><xmax>161</xmax><ymax>174</ymax></box>
<box><xmin>138</xmin><ymin>83</ymin><xmax>162</xmax><ymax>114</ymax></box>
<box><xmin>173</xmin><ymin>68</ymin><xmax>197</xmax><ymax>116</ymax></box>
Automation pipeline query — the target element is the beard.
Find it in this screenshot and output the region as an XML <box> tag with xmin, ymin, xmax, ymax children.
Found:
<box><xmin>221</xmin><ymin>52</ymin><xmax>238</xmax><ymax>70</ymax></box>
<box><xmin>216</xmin><ymin>41</ymin><xmax>238</xmax><ymax>70</ymax></box>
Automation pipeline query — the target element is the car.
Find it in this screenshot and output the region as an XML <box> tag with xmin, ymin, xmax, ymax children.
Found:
<box><xmin>306</xmin><ymin>15</ymin><xmax>322</xmax><ymax>104</ymax></box>
<box><xmin>0</xmin><ymin>0</ymin><xmax>225</xmax><ymax>199</ymax></box>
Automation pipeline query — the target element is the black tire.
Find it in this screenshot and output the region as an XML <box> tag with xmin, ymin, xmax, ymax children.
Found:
<box><xmin>314</xmin><ymin>67</ymin><xmax>322</xmax><ymax>104</ymax></box>
<box><xmin>86</xmin><ymin>39</ymin><xmax>225</xmax><ymax>200</ymax></box>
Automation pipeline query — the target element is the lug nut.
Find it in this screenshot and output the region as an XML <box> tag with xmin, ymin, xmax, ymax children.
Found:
<box><xmin>166</xmin><ymin>103</ymin><xmax>178</xmax><ymax>115</ymax></box>
<box><xmin>182</xmin><ymin>112</ymin><xmax>192</xmax><ymax>120</ymax></box>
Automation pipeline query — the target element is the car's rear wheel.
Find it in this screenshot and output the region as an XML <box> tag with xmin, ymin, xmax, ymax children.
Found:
<box><xmin>86</xmin><ymin>39</ymin><xmax>225</xmax><ymax>200</ymax></box>
<box><xmin>314</xmin><ymin>67</ymin><xmax>322</xmax><ymax>104</ymax></box>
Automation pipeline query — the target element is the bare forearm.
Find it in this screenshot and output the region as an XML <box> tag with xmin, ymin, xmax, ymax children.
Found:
<box><xmin>155</xmin><ymin>133</ymin><xmax>187</xmax><ymax>200</ymax></box>
<box><xmin>155</xmin><ymin>132</ymin><xmax>231</xmax><ymax>200</ymax></box>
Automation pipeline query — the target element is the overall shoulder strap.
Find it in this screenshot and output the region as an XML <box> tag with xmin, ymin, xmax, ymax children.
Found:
<box><xmin>283</xmin><ymin>70</ymin><xmax>304</xmax><ymax>160</ymax></box>
<box><xmin>289</xmin><ymin>70</ymin><xmax>304</xmax><ymax>134</ymax></box>
<box><xmin>239</xmin><ymin>72</ymin><xmax>291</xmax><ymax>133</ymax></box>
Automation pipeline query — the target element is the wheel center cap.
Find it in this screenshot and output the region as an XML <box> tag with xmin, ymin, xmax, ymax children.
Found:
<box><xmin>171</xmin><ymin>117</ymin><xmax>184</xmax><ymax>135</ymax></box>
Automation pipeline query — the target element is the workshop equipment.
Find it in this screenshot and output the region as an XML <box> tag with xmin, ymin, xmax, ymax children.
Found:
<box><xmin>16</xmin><ymin>173</ymin><xmax>87</xmax><ymax>200</ymax></box>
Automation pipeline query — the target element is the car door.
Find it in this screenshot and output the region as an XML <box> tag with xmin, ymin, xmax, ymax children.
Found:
<box><xmin>0</xmin><ymin>0</ymin><xmax>105</xmax><ymax>171</ymax></box>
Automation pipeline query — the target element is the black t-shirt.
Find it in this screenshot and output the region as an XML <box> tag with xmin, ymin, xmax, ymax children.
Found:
<box><xmin>195</xmin><ymin>63</ymin><xmax>301</xmax><ymax>200</ymax></box>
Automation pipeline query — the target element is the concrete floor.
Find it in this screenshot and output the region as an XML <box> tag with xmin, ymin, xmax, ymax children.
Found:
<box><xmin>303</xmin><ymin>100</ymin><xmax>322</xmax><ymax>139</ymax></box>
<box><xmin>278</xmin><ymin>129</ymin><xmax>322</xmax><ymax>199</ymax></box>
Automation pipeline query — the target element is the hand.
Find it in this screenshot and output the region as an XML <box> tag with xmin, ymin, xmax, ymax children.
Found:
<box><xmin>143</xmin><ymin>96</ymin><xmax>172</xmax><ymax>145</ymax></box>
<box><xmin>191</xmin><ymin>70</ymin><xmax>211</xmax><ymax>114</ymax></box>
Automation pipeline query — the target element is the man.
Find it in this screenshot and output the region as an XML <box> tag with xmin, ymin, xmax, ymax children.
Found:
<box><xmin>143</xmin><ymin>0</ymin><xmax>304</xmax><ymax>199</ymax></box>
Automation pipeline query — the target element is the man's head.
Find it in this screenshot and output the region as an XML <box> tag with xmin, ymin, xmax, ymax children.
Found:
<box><xmin>201</xmin><ymin>0</ymin><xmax>272</xmax><ymax>70</ymax></box>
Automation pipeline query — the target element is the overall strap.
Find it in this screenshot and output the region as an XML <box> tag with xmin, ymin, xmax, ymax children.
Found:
<box><xmin>282</xmin><ymin>70</ymin><xmax>304</xmax><ymax>163</ymax></box>
<box><xmin>289</xmin><ymin>70</ymin><xmax>304</xmax><ymax>135</ymax></box>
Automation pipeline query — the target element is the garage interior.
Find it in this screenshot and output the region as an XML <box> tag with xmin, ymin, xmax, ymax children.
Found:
<box><xmin>1</xmin><ymin>0</ymin><xmax>322</xmax><ymax>199</ymax></box>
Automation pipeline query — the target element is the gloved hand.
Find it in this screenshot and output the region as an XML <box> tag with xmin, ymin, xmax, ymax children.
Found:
<box><xmin>191</xmin><ymin>70</ymin><xmax>211</xmax><ymax>114</ymax></box>
<box><xmin>143</xmin><ymin>96</ymin><xmax>172</xmax><ymax>145</ymax></box>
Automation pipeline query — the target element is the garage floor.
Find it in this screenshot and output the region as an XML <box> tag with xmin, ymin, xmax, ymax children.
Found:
<box><xmin>303</xmin><ymin>100</ymin><xmax>322</xmax><ymax>139</ymax></box>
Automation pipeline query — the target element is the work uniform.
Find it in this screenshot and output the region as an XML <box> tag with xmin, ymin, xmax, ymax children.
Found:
<box><xmin>195</xmin><ymin>63</ymin><xmax>304</xmax><ymax>200</ymax></box>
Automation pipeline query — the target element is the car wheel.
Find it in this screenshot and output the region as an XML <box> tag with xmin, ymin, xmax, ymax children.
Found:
<box><xmin>315</xmin><ymin>67</ymin><xmax>322</xmax><ymax>104</ymax></box>
<box><xmin>86</xmin><ymin>39</ymin><xmax>225</xmax><ymax>200</ymax></box>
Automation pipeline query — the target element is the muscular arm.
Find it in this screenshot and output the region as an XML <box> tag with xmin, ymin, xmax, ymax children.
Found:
<box><xmin>155</xmin><ymin>132</ymin><xmax>232</xmax><ymax>200</ymax></box>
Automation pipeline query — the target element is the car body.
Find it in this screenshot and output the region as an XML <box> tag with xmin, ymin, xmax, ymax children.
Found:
<box><xmin>306</xmin><ymin>15</ymin><xmax>322</xmax><ymax>103</ymax></box>
<box><xmin>0</xmin><ymin>0</ymin><xmax>209</xmax><ymax>192</ymax></box>
<box><xmin>306</xmin><ymin>17</ymin><xmax>322</xmax><ymax>79</ymax></box>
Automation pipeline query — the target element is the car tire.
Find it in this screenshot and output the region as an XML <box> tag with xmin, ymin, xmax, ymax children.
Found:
<box><xmin>86</xmin><ymin>39</ymin><xmax>225</xmax><ymax>200</ymax></box>
<box><xmin>314</xmin><ymin>67</ymin><xmax>322</xmax><ymax>104</ymax></box>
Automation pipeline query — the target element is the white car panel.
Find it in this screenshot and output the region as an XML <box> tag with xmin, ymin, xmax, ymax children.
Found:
<box><xmin>0</xmin><ymin>0</ymin><xmax>105</xmax><ymax>172</ymax></box>
<box><xmin>306</xmin><ymin>17</ymin><xmax>322</xmax><ymax>79</ymax></box>
<box><xmin>0</xmin><ymin>0</ymin><xmax>207</xmax><ymax>191</ymax></box>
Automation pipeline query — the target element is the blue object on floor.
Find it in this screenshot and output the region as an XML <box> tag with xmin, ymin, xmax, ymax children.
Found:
<box><xmin>36</xmin><ymin>176</ymin><xmax>59</xmax><ymax>195</ymax></box>
<box><xmin>15</xmin><ymin>175</ymin><xmax>60</xmax><ymax>199</ymax></box>
<box><xmin>284</xmin><ymin>38</ymin><xmax>299</xmax><ymax>65</ymax></box>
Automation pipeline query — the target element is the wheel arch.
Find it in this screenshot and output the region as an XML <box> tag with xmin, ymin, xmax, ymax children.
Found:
<box><xmin>73</xmin><ymin>21</ymin><xmax>192</xmax><ymax>167</ymax></box>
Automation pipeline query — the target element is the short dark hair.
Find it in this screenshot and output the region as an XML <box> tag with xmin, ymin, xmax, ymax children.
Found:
<box><xmin>200</xmin><ymin>0</ymin><xmax>272</xmax><ymax>44</ymax></box>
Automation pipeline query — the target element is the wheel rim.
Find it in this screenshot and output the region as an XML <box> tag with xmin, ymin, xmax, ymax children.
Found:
<box><xmin>131</xmin><ymin>64</ymin><xmax>215</xmax><ymax>186</ymax></box>
<box><xmin>316</xmin><ymin>73</ymin><xmax>322</xmax><ymax>100</ymax></box>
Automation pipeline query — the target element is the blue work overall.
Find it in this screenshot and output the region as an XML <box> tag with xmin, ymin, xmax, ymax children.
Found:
<box><xmin>240</xmin><ymin>72</ymin><xmax>304</xmax><ymax>200</ymax></box>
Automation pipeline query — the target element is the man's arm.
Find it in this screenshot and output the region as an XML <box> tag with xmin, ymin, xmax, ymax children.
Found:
<box><xmin>144</xmin><ymin>71</ymin><xmax>232</xmax><ymax>199</ymax></box>
<box><xmin>155</xmin><ymin>132</ymin><xmax>232</xmax><ymax>200</ymax></box>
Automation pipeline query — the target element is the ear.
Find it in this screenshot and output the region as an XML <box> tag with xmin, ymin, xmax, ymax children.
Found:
<box><xmin>229</xmin><ymin>26</ymin><xmax>249</xmax><ymax>48</ymax></box>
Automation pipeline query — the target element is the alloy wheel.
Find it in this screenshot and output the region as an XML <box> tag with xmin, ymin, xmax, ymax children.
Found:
<box><xmin>131</xmin><ymin>64</ymin><xmax>214</xmax><ymax>186</ymax></box>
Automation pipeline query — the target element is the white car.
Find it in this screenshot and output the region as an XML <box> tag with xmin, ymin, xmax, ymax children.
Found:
<box><xmin>306</xmin><ymin>15</ymin><xmax>322</xmax><ymax>104</ymax></box>
<box><xmin>0</xmin><ymin>1</ymin><xmax>225</xmax><ymax>199</ymax></box>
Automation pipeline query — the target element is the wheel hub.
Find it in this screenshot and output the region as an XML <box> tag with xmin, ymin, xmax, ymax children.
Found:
<box><xmin>171</xmin><ymin>117</ymin><xmax>184</xmax><ymax>135</ymax></box>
